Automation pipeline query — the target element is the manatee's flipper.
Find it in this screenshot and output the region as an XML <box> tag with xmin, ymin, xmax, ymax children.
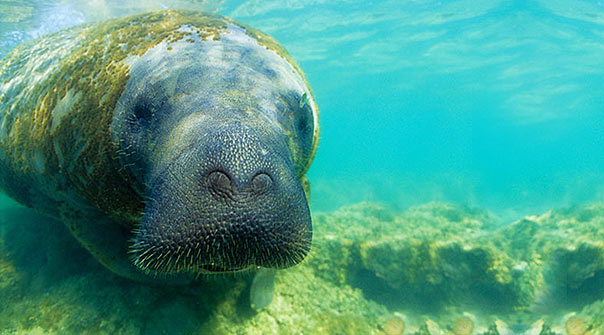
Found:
<box><xmin>60</xmin><ymin>206</ymin><xmax>194</xmax><ymax>284</ymax></box>
<box><xmin>250</xmin><ymin>268</ymin><xmax>277</xmax><ymax>310</ymax></box>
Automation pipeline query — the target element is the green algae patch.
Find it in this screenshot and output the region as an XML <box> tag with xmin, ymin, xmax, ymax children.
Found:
<box><xmin>307</xmin><ymin>202</ymin><xmax>528</xmax><ymax>312</ymax></box>
<box><xmin>306</xmin><ymin>201</ymin><xmax>604</xmax><ymax>330</ymax></box>
<box><xmin>0</xmin><ymin>10</ymin><xmax>231</xmax><ymax>222</ymax></box>
<box><xmin>200</xmin><ymin>265</ymin><xmax>387</xmax><ymax>335</ymax></box>
<box><xmin>0</xmin><ymin>229</ymin><xmax>20</xmax><ymax>295</ymax></box>
<box><xmin>498</xmin><ymin>204</ymin><xmax>604</xmax><ymax>310</ymax></box>
<box><xmin>0</xmin><ymin>247</ymin><xmax>19</xmax><ymax>290</ymax></box>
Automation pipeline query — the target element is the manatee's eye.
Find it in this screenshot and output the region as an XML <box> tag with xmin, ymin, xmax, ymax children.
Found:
<box><xmin>127</xmin><ymin>89</ymin><xmax>170</xmax><ymax>131</ymax></box>
<box><xmin>296</xmin><ymin>95</ymin><xmax>313</xmax><ymax>137</ymax></box>
<box><xmin>125</xmin><ymin>102</ymin><xmax>152</xmax><ymax>133</ymax></box>
<box><xmin>133</xmin><ymin>100</ymin><xmax>154</xmax><ymax>123</ymax></box>
<box><xmin>276</xmin><ymin>90</ymin><xmax>314</xmax><ymax>167</ymax></box>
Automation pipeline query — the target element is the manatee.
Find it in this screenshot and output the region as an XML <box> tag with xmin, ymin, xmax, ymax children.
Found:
<box><xmin>0</xmin><ymin>10</ymin><xmax>319</xmax><ymax>283</ymax></box>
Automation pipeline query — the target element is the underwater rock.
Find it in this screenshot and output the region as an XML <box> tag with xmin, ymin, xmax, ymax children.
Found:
<box><xmin>0</xmin><ymin>237</ymin><xmax>19</xmax><ymax>291</ymax></box>
<box><xmin>498</xmin><ymin>204</ymin><xmax>604</xmax><ymax>310</ymax></box>
<box><xmin>0</xmin><ymin>257</ymin><xmax>17</xmax><ymax>289</ymax></box>
<box><xmin>307</xmin><ymin>201</ymin><xmax>604</xmax><ymax>315</ymax></box>
<box><xmin>451</xmin><ymin>317</ymin><xmax>474</xmax><ymax>335</ymax></box>
<box><xmin>309</xmin><ymin>202</ymin><xmax>534</xmax><ymax>311</ymax></box>
<box><xmin>425</xmin><ymin>320</ymin><xmax>446</xmax><ymax>335</ymax></box>
<box><xmin>565</xmin><ymin>317</ymin><xmax>588</xmax><ymax>335</ymax></box>
<box><xmin>380</xmin><ymin>316</ymin><xmax>405</xmax><ymax>335</ymax></box>
<box><xmin>357</xmin><ymin>235</ymin><xmax>521</xmax><ymax>307</ymax></box>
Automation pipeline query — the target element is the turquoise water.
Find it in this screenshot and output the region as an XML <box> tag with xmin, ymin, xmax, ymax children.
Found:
<box><xmin>1</xmin><ymin>1</ymin><xmax>604</xmax><ymax>334</ymax></box>
<box><xmin>294</xmin><ymin>1</ymin><xmax>604</xmax><ymax>217</ymax></box>
<box><xmin>3</xmin><ymin>1</ymin><xmax>604</xmax><ymax>217</ymax></box>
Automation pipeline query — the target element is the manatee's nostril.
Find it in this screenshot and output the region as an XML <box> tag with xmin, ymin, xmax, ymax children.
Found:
<box><xmin>252</xmin><ymin>173</ymin><xmax>272</xmax><ymax>193</ymax></box>
<box><xmin>207</xmin><ymin>171</ymin><xmax>232</xmax><ymax>192</ymax></box>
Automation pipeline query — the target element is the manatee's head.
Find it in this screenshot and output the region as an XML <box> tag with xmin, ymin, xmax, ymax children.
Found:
<box><xmin>109</xmin><ymin>16</ymin><xmax>318</xmax><ymax>276</ymax></box>
<box><xmin>128</xmin><ymin>120</ymin><xmax>312</xmax><ymax>274</ymax></box>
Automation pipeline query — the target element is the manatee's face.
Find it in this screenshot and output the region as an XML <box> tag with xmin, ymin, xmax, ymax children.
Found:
<box><xmin>110</xmin><ymin>20</ymin><xmax>318</xmax><ymax>275</ymax></box>
<box><xmin>129</xmin><ymin>123</ymin><xmax>312</xmax><ymax>274</ymax></box>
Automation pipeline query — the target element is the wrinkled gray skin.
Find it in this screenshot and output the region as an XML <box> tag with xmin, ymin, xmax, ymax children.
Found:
<box><xmin>111</xmin><ymin>24</ymin><xmax>317</xmax><ymax>278</ymax></box>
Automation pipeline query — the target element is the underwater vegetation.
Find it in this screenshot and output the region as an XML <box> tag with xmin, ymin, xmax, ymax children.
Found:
<box><xmin>2</xmin><ymin>196</ymin><xmax>604</xmax><ymax>334</ymax></box>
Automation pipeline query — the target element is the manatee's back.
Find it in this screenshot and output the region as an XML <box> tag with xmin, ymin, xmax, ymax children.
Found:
<box><xmin>0</xmin><ymin>24</ymin><xmax>94</xmax><ymax>217</ymax></box>
<box><xmin>0</xmin><ymin>10</ymin><xmax>319</xmax><ymax>225</ymax></box>
<box><xmin>0</xmin><ymin>15</ymin><xmax>146</xmax><ymax>221</ymax></box>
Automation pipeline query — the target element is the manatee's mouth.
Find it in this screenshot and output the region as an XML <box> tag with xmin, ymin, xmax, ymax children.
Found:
<box><xmin>129</xmin><ymin>155</ymin><xmax>312</xmax><ymax>274</ymax></box>
<box><xmin>200</xmin><ymin>264</ymin><xmax>242</xmax><ymax>273</ymax></box>
<box><xmin>129</xmin><ymin>211</ymin><xmax>312</xmax><ymax>274</ymax></box>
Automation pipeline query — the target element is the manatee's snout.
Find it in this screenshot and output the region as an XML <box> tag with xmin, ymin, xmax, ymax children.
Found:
<box><xmin>206</xmin><ymin>170</ymin><xmax>273</xmax><ymax>202</ymax></box>
<box><xmin>130</xmin><ymin>124</ymin><xmax>312</xmax><ymax>274</ymax></box>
